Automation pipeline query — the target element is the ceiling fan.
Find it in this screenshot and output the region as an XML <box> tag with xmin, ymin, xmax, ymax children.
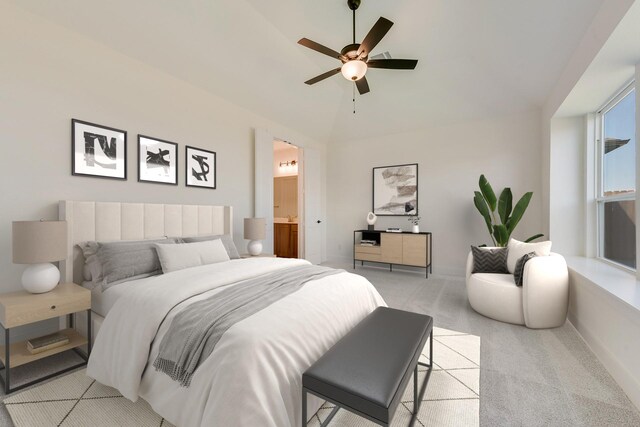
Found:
<box><xmin>298</xmin><ymin>0</ymin><xmax>418</xmax><ymax>95</ymax></box>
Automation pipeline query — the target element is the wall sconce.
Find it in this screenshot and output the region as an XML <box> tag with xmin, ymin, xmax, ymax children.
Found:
<box><xmin>279</xmin><ymin>160</ymin><xmax>297</xmax><ymax>168</ymax></box>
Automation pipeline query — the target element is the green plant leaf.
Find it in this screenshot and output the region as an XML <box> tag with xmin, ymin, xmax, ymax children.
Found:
<box><xmin>498</xmin><ymin>188</ymin><xmax>512</xmax><ymax>225</ymax></box>
<box><xmin>479</xmin><ymin>175</ymin><xmax>497</xmax><ymax>212</ymax></box>
<box><xmin>493</xmin><ymin>224</ymin><xmax>509</xmax><ymax>246</ymax></box>
<box><xmin>474</xmin><ymin>191</ymin><xmax>493</xmax><ymax>235</ymax></box>
<box><xmin>506</xmin><ymin>192</ymin><xmax>533</xmax><ymax>233</ymax></box>
<box><xmin>524</xmin><ymin>233</ymin><xmax>544</xmax><ymax>243</ymax></box>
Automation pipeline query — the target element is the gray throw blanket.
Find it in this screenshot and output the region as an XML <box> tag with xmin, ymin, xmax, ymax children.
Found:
<box><xmin>153</xmin><ymin>264</ymin><xmax>343</xmax><ymax>386</ymax></box>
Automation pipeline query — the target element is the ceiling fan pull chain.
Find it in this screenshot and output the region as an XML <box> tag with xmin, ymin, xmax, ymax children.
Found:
<box><xmin>353</xmin><ymin>83</ymin><xmax>356</xmax><ymax>114</ymax></box>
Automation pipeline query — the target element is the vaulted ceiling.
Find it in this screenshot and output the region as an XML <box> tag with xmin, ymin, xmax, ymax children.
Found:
<box><xmin>12</xmin><ymin>0</ymin><xmax>605</xmax><ymax>142</ymax></box>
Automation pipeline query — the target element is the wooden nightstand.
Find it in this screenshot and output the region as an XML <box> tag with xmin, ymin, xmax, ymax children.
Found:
<box><xmin>240</xmin><ymin>253</ymin><xmax>277</xmax><ymax>258</ymax></box>
<box><xmin>0</xmin><ymin>283</ymin><xmax>91</xmax><ymax>393</ymax></box>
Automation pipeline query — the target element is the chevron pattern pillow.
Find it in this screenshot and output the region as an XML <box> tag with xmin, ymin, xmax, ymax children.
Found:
<box><xmin>470</xmin><ymin>246</ymin><xmax>509</xmax><ymax>274</ymax></box>
<box><xmin>513</xmin><ymin>252</ymin><xmax>537</xmax><ymax>286</ymax></box>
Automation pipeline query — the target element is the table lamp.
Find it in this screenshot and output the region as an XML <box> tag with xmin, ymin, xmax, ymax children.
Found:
<box><xmin>12</xmin><ymin>220</ymin><xmax>67</xmax><ymax>293</ymax></box>
<box><xmin>244</xmin><ymin>218</ymin><xmax>266</xmax><ymax>256</ymax></box>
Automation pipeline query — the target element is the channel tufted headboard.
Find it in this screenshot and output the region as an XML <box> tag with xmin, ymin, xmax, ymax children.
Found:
<box><xmin>58</xmin><ymin>201</ymin><xmax>233</xmax><ymax>285</ymax></box>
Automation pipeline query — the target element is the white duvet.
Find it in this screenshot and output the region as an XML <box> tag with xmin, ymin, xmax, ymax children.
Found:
<box><xmin>87</xmin><ymin>257</ymin><xmax>385</xmax><ymax>426</ymax></box>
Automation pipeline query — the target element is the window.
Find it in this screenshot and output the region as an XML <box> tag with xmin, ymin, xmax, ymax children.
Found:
<box><xmin>597</xmin><ymin>84</ymin><xmax>636</xmax><ymax>269</ymax></box>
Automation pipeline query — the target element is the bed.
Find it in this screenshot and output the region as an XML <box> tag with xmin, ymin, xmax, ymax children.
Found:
<box><xmin>58</xmin><ymin>201</ymin><xmax>385</xmax><ymax>426</ymax></box>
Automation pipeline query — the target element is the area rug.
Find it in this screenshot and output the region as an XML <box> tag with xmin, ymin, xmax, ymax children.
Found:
<box><xmin>4</xmin><ymin>327</ymin><xmax>480</xmax><ymax>427</ymax></box>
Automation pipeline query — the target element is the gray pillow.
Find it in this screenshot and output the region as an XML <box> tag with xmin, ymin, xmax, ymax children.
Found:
<box><xmin>181</xmin><ymin>234</ymin><xmax>240</xmax><ymax>259</ymax></box>
<box><xmin>513</xmin><ymin>252</ymin><xmax>536</xmax><ymax>286</ymax></box>
<box><xmin>79</xmin><ymin>238</ymin><xmax>178</xmax><ymax>291</ymax></box>
<box><xmin>470</xmin><ymin>246</ymin><xmax>509</xmax><ymax>274</ymax></box>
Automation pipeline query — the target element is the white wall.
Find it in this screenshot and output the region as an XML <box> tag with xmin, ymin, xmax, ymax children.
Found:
<box><xmin>0</xmin><ymin>3</ymin><xmax>326</xmax><ymax>297</ymax></box>
<box><xmin>326</xmin><ymin>110</ymin><xmax>543</xmax><ymax>276</ymax></box>
<box><xmin>549</xmin><ymin>117</ymin><xmax>587</xmax><ymax>256</ymax></box>
<box><xmin>567</xmin><ymin>265</ymin><xmax>640</xmax><ymax>411</ymax></box>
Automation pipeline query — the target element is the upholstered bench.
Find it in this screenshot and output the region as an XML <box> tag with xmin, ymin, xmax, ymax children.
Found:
<box><xmin>302</xmin><ymin>307</ymin><xmax>433</xmax><ymax>426</ymax></box>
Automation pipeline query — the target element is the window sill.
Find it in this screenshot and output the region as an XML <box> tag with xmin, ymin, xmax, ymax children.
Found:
<box><xmin>565</xmin><ymin>256</ymin><xmax>640</xmax><ymax>312</ymax></box>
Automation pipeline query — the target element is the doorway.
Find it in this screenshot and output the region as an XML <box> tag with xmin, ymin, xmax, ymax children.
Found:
<box><xmin>273</xmin><ymin>140</ymin><xmax>300</xmax><ymax>258</ymax></box>
<box><xmin>254</xmin><ymin>128</ymin><xmax>322</xmax><ymax>264</ymax></box>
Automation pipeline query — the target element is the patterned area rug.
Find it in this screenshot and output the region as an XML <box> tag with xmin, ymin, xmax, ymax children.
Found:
<box><xmin>5</xmin><ymin>327</ymin><xmax>479</xmax><ymax>427</ymax></box>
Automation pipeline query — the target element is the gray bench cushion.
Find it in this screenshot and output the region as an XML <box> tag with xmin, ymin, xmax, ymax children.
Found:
<box><xmin>303</xmin><ymin>307</ymin><xmax>433</xmax><ymax>424</ymax></box>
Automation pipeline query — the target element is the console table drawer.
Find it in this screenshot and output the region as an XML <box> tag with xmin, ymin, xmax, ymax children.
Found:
<box><xmin>355</xmin><ymin>253</ymin><xmax>382</xmax><ymax>262</ymax></box>
<box><xmin>354</xmin><ymin>245</ymin><xmax>382</xmax><ymax>255</ymax></box>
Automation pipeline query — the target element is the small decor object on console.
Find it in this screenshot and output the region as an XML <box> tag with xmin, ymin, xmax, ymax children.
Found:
<box><xmin>385</xmin><ymin>227</ymin><xmax>402</xmax><ymax>233</ymax></box>
<box><xmin>72</xmin><ymin>119</ymin><xmax>127</xmax><ymax>180</ymax></box>
<box><xmin>186</xmin><ymin>145</ymin><xmax>216</xmax><ymax>189</ymax></box>
<box><xmin>366</xmin><ymin>212</ymin><xmax>377</xmax><ymax>230</ymax></box>
<box><xmin>408</xmin><ymin>215</ymin><xmax>421</xmax><ymax>233</ymax></box>
<box><xmin>373</xmin><ymin>163</ymin><xmax>418</xmax><ymax>216</ymax></box>
<box><xmin>138</xmin><ymin>135</ymin><xmax>178</xmax><ymax>185</ymax></box>
<box><xmin>244</xmin><ymin>218</ymin><xmax>266</xmax><ymax>256</ymax></box>
<box><xmin>12</xmin><ymin>220</ymin><xmax>67</xmax><ymax>293</ymax></box>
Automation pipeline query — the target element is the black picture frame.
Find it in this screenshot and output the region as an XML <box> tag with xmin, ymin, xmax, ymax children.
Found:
<box><xmin>372</xmin><ymin>163</ymin><xmax>419</xmax><ymax>216</ymax></box>
<box><xmin>185</xmin><ymin>145</ymin><xmax>216</xmax><ymax>189</ymax></box>
<box><xmin>72</xmin><ymin>119</ymin><xmax>127</xmax><ymax>180</ymax></box>
<box><xmin>137</xmin><ymin>135</ymin><xmax>178</xmax><ymax>186</ymax></box>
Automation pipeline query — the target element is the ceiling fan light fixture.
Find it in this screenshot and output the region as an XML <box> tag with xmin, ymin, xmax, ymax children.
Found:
<box><xmin>341</xmin><ymin>60</ymin><xmax>367</xmax><ymax>81</ymax></box>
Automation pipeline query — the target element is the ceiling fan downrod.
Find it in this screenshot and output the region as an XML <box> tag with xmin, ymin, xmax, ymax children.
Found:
<box><xmin>348</xmin><ymin>0</ymin><xmax>361</xmax><ymax>44</ymax></box>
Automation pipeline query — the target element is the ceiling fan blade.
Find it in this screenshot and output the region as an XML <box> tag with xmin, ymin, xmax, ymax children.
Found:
<box><xmin>367</xmin><ymin>59</ymin><xmax>418</xmax><ymax>70</ymax></box>
<box><xmin>356</xmin><ymin>76</ymin><xmax>370</xmax><ymax>95</ymax></box>
<box><xmin>357</xmin><ymin>17</ymin><xmax>394</xmax><ymax>57</ymax></box>
<box><xmin>304</xmin><ymin>68</ymin><xmax>342</xmax><ymax>85</ymax></box>
<box><xmin>298</xmin><ymin>38</ymin><xmax>343</xmax><ymax>59</ymax></box>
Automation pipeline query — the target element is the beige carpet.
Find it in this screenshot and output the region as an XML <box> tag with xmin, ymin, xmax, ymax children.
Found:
<box><xmin>5</xmin><ymin>327</ymin><xmax>479</xmax><ymax>426</ymax></box>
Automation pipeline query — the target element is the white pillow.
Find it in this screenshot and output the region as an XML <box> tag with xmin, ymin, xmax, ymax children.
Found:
<box><xmin>506</xmin><ymin>238</ymin><xmax>552</xmax><ymax>274</ymax></box>
<box><xmin>155</xmin><ymin>240</ymin><xmax>230</xmax><ymax>273</ymax></box>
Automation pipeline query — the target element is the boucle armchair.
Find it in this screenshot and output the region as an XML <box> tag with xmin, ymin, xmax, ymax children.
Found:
<box><xmin>465</xmin><ymin>252</ymin><xmax>569</xmax><ymax>328</ymax></box>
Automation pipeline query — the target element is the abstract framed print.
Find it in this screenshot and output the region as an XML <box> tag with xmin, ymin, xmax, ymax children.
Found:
<box><xmin>372</xmin><ymin>163</ymin><xmax>418</xmax><ymax>216</ymax></box>
<box><xmin>72</xmin><ymin>119</ymin><xmax>127</xmax><ymax>180</ymax></box>
<box><xmin>138</xmin><ymin>135</ymin><xmax>178</xmax><ymax>185</ymax></box>
<box><xmin>185</xmin><ymin>145</ymin><xmax>216</xmax><ymax>189</ymax></box>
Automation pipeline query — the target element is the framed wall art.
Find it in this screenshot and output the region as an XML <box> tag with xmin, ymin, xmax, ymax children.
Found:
<box><xmin>72</xmin><ymin>119</ymin><xmax>127</xmax><ymax>180</ymax></box>
<box><xmin>185</xmin><ymin>145</ymin><xmax>216</xmax><ymax>189</ymax></box>
<box><xmin>372</xmin><ymin>163</ymin><xmax>418</xmax><ymax>216</ymax></box>
<box><xmin>138</xmin><ymin>135</ymin><xmax>178</xmax><ymax>185</ymax></box>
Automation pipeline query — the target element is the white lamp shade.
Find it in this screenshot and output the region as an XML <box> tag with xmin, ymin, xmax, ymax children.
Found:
<box><xmin>341</xmin><ymin>60</ymin><xmax>367</xmax><ymax>81</ymax></box>
<box><xmin>13</xmin><ymin>220</ymin><xmax>67</xmax><ymax>264</ymax></box>
<box><xmin>244</xmin><ymin>218</ymin><xmax>266</xmax><ymax>240</ymax></box>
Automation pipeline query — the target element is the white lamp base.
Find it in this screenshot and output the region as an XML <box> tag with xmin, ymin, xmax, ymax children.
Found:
<box><xmin>247</xmin><ymin>240</ymin><xmax>263</xmax><ymax>256</ymax></box>
<box><xmin>21</xmin><ymin>263</ymin><xmax>60</xmax><ymax>294</ymax></box>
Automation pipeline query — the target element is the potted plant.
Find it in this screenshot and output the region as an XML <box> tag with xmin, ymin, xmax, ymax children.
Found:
<box><xmin>473</xmin><ymin>175</ymin><xmax>543</xmax><ymax>246</ymax></box>
<box><xmin>408</xmin><ymin>215</ymin><xmax>421</xmax><ymax>233</ymax></box>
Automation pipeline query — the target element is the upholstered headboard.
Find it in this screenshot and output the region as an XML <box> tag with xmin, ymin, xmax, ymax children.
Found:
<box><xmin>58</xmin><ymin>201</ymin><xmax>233</xmax><ymax>285</ymax></box>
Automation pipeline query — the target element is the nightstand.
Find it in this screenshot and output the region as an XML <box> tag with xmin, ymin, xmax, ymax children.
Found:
<box><xmin>0</xmin><ymin>283</ymin><xmax>91</xmax><ymax>393</ymax></box>
<box><xmin>240</xmin><ymin>253</ymin><xmax>277</xmax><ymax>258</ymax></box>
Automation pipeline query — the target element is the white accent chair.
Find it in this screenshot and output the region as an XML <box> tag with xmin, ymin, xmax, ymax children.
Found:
<box><xmin>465</xmin><ymin>252</ymin><xmax>569</xmax><ymax>328</ymax></box>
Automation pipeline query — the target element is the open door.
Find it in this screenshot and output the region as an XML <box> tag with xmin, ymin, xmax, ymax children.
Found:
<box><xmin>302</xmin><ymin>147</ymin><xmax>323</xmax><ymax>264</ymax></box>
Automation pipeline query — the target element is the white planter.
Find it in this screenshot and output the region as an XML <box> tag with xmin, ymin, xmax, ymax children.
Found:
<box><xmin>412</xmin><ymin>225</ymin><xmax>420</xmax><ymax>234</ymax></box>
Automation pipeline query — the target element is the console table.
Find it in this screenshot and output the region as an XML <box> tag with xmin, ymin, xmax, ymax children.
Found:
<box><xmin>353</xmin><ymin>230</ymin><xmax>432</xmax><ymax>278</ymax></box>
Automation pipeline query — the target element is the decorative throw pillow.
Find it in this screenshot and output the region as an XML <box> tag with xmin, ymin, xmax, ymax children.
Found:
<box><xmin>513</xmin><ymin>252</ymin><xmax>537</xmax><ymax>286</ymax></box>
<box><xmin>506</xmin><ymin>238</ymin><xmax>552</xmax><ymax>274</ymax></box>
<box><xmin>181</xmin><ymin>234</ymin><xmax>241</xmax><ymax>259</ymax></box>
<box><xmin>79</xmin><ymin>237</ymin><xmax>175</xmax><ymax>291</ymax></box>
<box><xmin>471</xmin><ymin>246</ymin><xmax>509</xmax><ymax>274</ymax></box>
<box><xmin>155</xmin><ymin>239</ymin><xmax>230</xmax><ymax>273</ymax></box>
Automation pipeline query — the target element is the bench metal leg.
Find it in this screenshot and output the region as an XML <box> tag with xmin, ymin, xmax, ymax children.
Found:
<box><xmin>411</xmin><ymin>329</ymin><xmax>434</xmax><ymax>422</ymax></box>
<box><xmin>302</xmin><ymin>387</ymin><xmax>307</xmax><ymax>426</ymax></box>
